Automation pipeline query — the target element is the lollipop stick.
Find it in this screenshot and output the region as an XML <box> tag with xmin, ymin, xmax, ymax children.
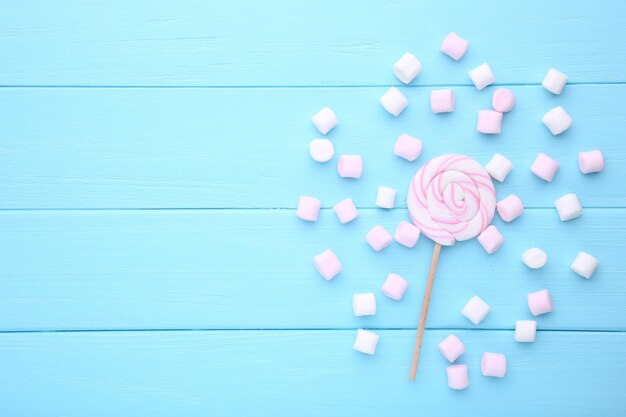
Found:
<box><xmin>409</xmin><ymin>242</ymin><xmax>442</xmax><ymax>381</ymax></box>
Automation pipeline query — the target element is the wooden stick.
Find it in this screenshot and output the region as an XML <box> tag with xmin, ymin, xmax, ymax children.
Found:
<box><xmin>409</xmin><ymin>242</ymin><xmax>442</xmax><ymax>381</ymax></box>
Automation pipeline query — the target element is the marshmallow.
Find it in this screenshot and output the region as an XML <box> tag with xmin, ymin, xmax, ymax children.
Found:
<box><xmin>337</xmin><ymin>155</ymin><xmax>363</xmax><ymax>179</ymax></box>
<box><xmin>542</xmin><ymin>68</ymin><xmax>569</xmax><ymax>95</ymax></box>
<box><xmin>496</xmin><ymin>194</ymin><xmax>524</xmax><ymax>222</ymax></box>
<box><xmin>394</xmin><ymin>52</ymin><xmax>422</xmax><ymax>84</ymax></box>
<box><xmin>543</xmin><ymin>106</ymin><xmax>572</xmax><ymax>135</ymax></box>
<box><xmin>527</xmin><ymin>289</ymin><xmax>553</xmax><ymax>316</ymax></box>
<box><xmin>353</xmin><ymin>293</ymin><xmax>376</xmax><ymax>317</ymax></box>
<box><xmin>477</xmin><ymin>110</ymin><xmax>503</xmax><ymax>134</ymax></box>
<box><xmin>481</xmin><ymin>352</ymin><xmax>507</xmax><ymax>378</ymax></box>
<box><xmin>431</xmin><ymin>89</ymin><xmax>455</xmax><ymax>113</ymax></box>
<box><xmin>492</xmin><ymin>88</ymin><xmax>515</xmax><ymax>113</ymax></box>
<box><xmin>461</xmin><ymin>295</ymin><xmax>490</xmax><ymax>325</ymax></box>
<box><xmin>296</xmin><ymin>196</ymin><xmax>322</xmax><ymax>221</ymax></box>
<box><xmin>375</xmin><ymin>186</ymin><xmax>397</xmax><ymax>209</ymax></box>
<box><xmin>353</xmin><ymin>329</ymin><xmax>380</xmax><ymax>355</ymax></box>
<box><xmin>394</xmin><ymin>134</ymin><xmax>422</xmax><ymax>161</ymax></box>
<box><xmin>485</xmin><ymin>153</ymin><xmax>513</xmax><ymax>182</ymax></box>
<box><xmin>438</xmin><ymin>334</ymin><xmax>465</xmax><ymax>363</ymax></box>
<box><xmin>309</xmin><ymin>139</ymin><xmax>335</xmax><ymax>162</ymax></box>
<box><xmin>440</xmin><ymin>32</ymin><xmax>469</xmax><ymax>61</ymax></box>
<box><xmin>521</xmin><ymin>248</ymin><xmax>548</xmax><ymax>269</ymax></box>
<box><xmin>530</xmin><ymin>152</ymin><xmax>560</xmax><ymax>182</ymax></box>
<box><xmin>365</xmin><ymin>225</ymin><xmax>393</xmax><ymax>252</ymax></box>
<box><xmin>394</xmin><ymin>221</ymin><xmax>421</xmax><ymax>248</ymax></box>
<box><xmin>578</xmin><ymin>150</ymin><xmax>605</xmax><ymax>174</ymax></box>
<box><xmin>333</xmin><ymin>198</ymin><xmax>360</xmax><ymax>224</ymax></box>
<box><xmin>554</xmin><ymin>193</ymin><xmax>582</xmax><ymax>221</ymax></box>
<box><xmin>571</xmin><ymin>251</ymin><xmax>599</xmax><ymax>279</ymax></box>
<box><xmin>313</xmin><ymin>249</ymin><xmax>342</xmax><ymax>280</ymax></box>
<box><xmin>311</xmin><ymin>107</ymin><xmax>338</xmax><ymax>135</ymax></box>
<box><xmin>515</xmin><ymin>320</ymin><xmax>537</xmax><ymax>343</ymax></box>
<box><xmin>447</xmin><ymin>364</ymin><xmax>469</xmax><ymax>390</ymax></box>
<box><xmin>468</xmin><ymin>63</ymin><xmax>496</xmax><ymax>90</ymax></box>
<box><xmin>381</xmin><ymin>273</ymin><xmax>409</xmax><ymax>301</ymax></box>
<box><xmin>380</xmin><ymin>87</ymin><xmax>408</xmax><ymax>116</ymax></box>
<box><xmin>477</xmin><ymin>225</ymin><xmax>504</xmax><ymax>254</ymax></box>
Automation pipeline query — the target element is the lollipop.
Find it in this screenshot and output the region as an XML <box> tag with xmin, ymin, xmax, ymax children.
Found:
<box><xmin>407</xmin><ymin>154</ymin><xmax>496</xmax><ymax>380</ymax></box>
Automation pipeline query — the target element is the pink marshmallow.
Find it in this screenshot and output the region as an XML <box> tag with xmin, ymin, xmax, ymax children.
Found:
<box><xmin>333</xmin><ymin>198</ymin><xmax>359</xmax><ymax>224</ymax></box>
<box><xmin>527</xmin><ymin>289</ymin><xmax>553</xmax><ymax>316</ymax></box>
<box><xmin>447</xmin><ymin>364</ymin><xmax>469</xmax><ymax>390</ymax></box>
<box><xmin>296</xmin><ymin>196</ymin><xmax>321</xmax><ymax>222</ymax></box>
<box><xmin>578</xmin><ymin>150</ymin><xmax>605</xmax><ymax>174</ymax></box>
<box><xmin>381</xmin><ymin>273</ymin><xmax>409</xmax><ymax>301</ymax></box>
<box><xmin>496</xmin><ymin>194</ymin><xmax>524</xmax><ymax>223</ymax></box>
<box><xmin>531</xmin><ymin>152</ymin><xmax>560</xmax><ymax>182</ymax></box>
<box><xmin>477</xmin><ymin>110</ymin><xmax>502</xmax><ymax>134</ymax></box>
<box><xmin>337</xmin><ymin>155</ymin><xmax>363</xmax><ymax>179</ymax></box>
<box><xmin>481</xmin><ymin>352</ymin><xmax>507</xmax><ymax>378</ymax></box>
<box><xmin>394</xmin><ymin>134</ymin><xmax>422</xmax><ymax>162</ymax></box>
<box><xmin>440</xmin><ymin>32</ymin><xmax>469</xmax><ymax>61</ymax></box>
<box><xmin>431</xmin><ymin>89</ymin><xmax>455</xmax><ymax>113</ymax></box>
<box><xmin>438</xmin><ymin>334</ymin><xmax>465</xmax><ymax>363</ymax></box>
<box><xmin>477</xmin><ymin>225</ymin><xmax>504</xmax><ymax>254</ymax></box>
<box><xmin>492</xmin><ymin>88</ymin><xmax>515</xmax><ymax>113</ymax></box>
<box><xmin>394</xmin><ymin>221</ymin><xmax>421</xmax><ymax>248</ymax></box>
<box><xmin>365</xmin><ymin>225</ymin><xmax>393</xmax><ymax>252</ymax></box>
<box><xmin>313</xmin><ymin>249</ymin><xmax>342</xmax><ymax>280</ymax></box>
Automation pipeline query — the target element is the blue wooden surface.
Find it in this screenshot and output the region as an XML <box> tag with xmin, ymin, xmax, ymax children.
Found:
<box><xmin>0</xmin><ymin>1</ymin><xmax>625</xmax><ymax>416</ymax></box>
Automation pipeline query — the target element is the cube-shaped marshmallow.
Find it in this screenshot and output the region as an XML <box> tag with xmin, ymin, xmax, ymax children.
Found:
<box><xmin>431</xmin><ymin>89</ymin><xmax>455</xmax><ymax>113</ymax></box>
<box><xmin>527</xmin><ymin>289</ymin><xmax>553</xmax><ymax>316</ymax></box>
<box><xmin>333</xmin><ymin>198</ymin><xmax>360</xmax><ymax>224</ymax></box>
<box><xmin>543</xmin><ymin>106</ymin><xmax>572</xmax><ymax>135</ymax></box>
<box><xmin>394</xmin><ymin>221</ymin><xmax>421</xmax><ymax>248</ymax></box>
<box><xmin>353</xmin><ymin>329</ymin><xmax>379</xmax><ymax>355</ymax></box>
<box><xmin>477</xmin><ymin>225</ymin><xmax>504</xmax><ymax>254</ymax></box>
<box><xmin>554</xmin><ymin>193</ymin><xmax>582</xmax><ymax>221</ymax></box>
<box><xmin>440</xmin><ymin>32</ymin><xmax>468</xmax><ymax>61</ymax></box>
<box><xmin>530</xmin><ymin>152</ymin><xmax>560</xmax><ymax>182</ymax></box>
<box><xmin>461</xmin><ymin>295</ymin><xmax>490</xmax><ymax>325</ymax></box>
<box><xmin>492</xmin><ymin>88</ymin><xmax>515</xmax><ymax>113</ymax></box>
<box><xmin>313</xmin><ymin>249</ymin><xmax>342</xmax><ymax>280</ymax></box>
<box><xmin>337</xmin><ymin>155</ymin><xmax>363</xmax><ymax>179</ymax></box>
<box><xmin>578</xmin><ymin>150</ymin><xmax>604</xmax><ymax>174</ymax></box>
<box><xmin>515</xmin><ymin>320</ymin><xmax>537</xmax><ymax>342</ymax></box>
<box><xmin>353</xmin><ymin>293</ymin><xmax>376</xmax><ymax>316</ymax></box>
<box><xmin>481</xmin><ymin>352</ymin><xmax>507</xmax><ymax>378</ymax></box>
<box><xmin>468</xmin><ymin>63</ymin><xmax>496</xmax><ymax>90</ymax></box>
<box><xmin>375</xmin><ymin>186</ymin><xmax>397</xmax><ymax>209</ymax></box>
<box><xmin>496</xmin><ymin>194</ymin><xmax>524</xmax><ymax>222</ymax></box>
<box><xmin>365</xmin><ymin>225</ymin><xmax>393</xmax><ymax>252</ymax></box>
<box><xmin>571</xmin><ymin>251</ymin><xmax>599</xmax><ymax>279</ymax></box>
<box><xmin>381</xmin><ymin>273</ymin><xmax>409</xmax><ymax>301</ymax></box>
<box><xmin>521</xmin><ymin>248</ymin><xmax>548</xmax><ymax>269</ymax></box>
<box><xmin>394</xmin><ymin>52</ymin><xmax>422</xmax><ymax>84</ymax></box>
<box><xmin>296</xmin><ymin>196</ymin><xmax>321</xmax><ymax>221</ymax></box>
<box><xmin>394</xmin><ymin>134</ymin><xmax>422</xmax><ymax>161</ymax></box>
<box><xmin>447</xmin><ymin>364</ymin><xmax>469</xmax><ymax>389</ymax></box>
<box><xmin>311</xmin><ymin>107</ymin><xmax>338</xmax><ymax>135</ymax></box>
<box><xmin>380</xmin><ymin>87</ymin><xmax>408</xmax><ymax>116</ymax></box>
<box><xmin>477</xmin><ymin>110</ymin><xmax>503</xmax><ymax>134</ymax></box>
<box><xmin>485</xmin><ymin>153</ymin><xmax>513</xmax><ymax>182</ymax></box>
<box><xmin>438</xmin><ymin>334</ymin><xmax>465</xmax><ymax>363</ymax></box>
<box><xmin>542</xmin><ymin>68</ymin><xmax>569</xmax><ymax>95</ymax></box>
<box><xmin>309</xmin><ymin>138</ymin><xmax>335</xmax><ymax>162</ymax></box>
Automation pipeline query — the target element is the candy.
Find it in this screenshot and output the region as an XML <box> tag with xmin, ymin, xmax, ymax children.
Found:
<box><xmin>447</xmin><ymin>364</ymin><xmax>469</xmax><ymax>389</ymax></box>
<box><xmin>461</xmin><ymin>295</ymin><xmax>491</xmax><ymax>325</ymax></box>
<box><xmin>337</xmin><ymin>155</ymin><xmax>363</xmax><ymax>179</ymax></box>
<box><xmin>515</xmin><ymin>320</ymin><xmax>537</xmax><ymax>342</ymax></box>
<box><xmin>375</xmin><ymin>186</ymin><xmax>397</xmax><ymax>209</ymax></box>
<box><xmin>365</xmin><ymin>225</ymin><xmax>393</xmax><ymax>252</ymax></box>
<box><xmin>481</xmin><ymin>352</ymin><xmax>507</xmax><ymax>378</ymax></box>
<box><xmin>394</xmin><ymin>52</ymin><xmax>422</xmax><ymax>84</ymax></box>
<box><xmin>407</xmin><ymin>154</ymin><xmax>496</xmax><ymax>246</ymax></box>
<box><xmin>381</xmin><ymin>273</ymin><xmax>409</xmax><ymax>301</ymax></box>
<box><xmin>521</xmin><ymin>248</ymin><xmax>548</xmax><ymax>269</ymax></box>
<box><xmin>578</xmin><ymin>150</ymin><xmax>605</xmax><ymax>174</ymax></box>
<box><xmin>554</xmin><ymin>193</ymin><xmax>582</xmax><ymax>221</ymax></box>
<box><xmin>311</xmin><ymin>107</ymin><xmax>338</xmax><ymax>135</ymax></box>
<box><xmin>431</xmin><ymin>89</ymin><xmax>455</xmax><ymax>113</ymax></box>
<box><xmin>543</xmin><ymin>106</ymin><xmax>573</xmax><ymax>135</ymax></box>
<box><xmin>394</xmin><ymin>134</ymin><xmax>422</xmax><ymax>161</ymax></box>
<box><xmin>296</xmin><ymin>196</ymin><xmax>321</xmax><ymax>221</ymax></box>
<box><xmin>496</xmin><ymin>194</ymin><xmax>524</xmax><ymax>222</ymax></box>
<box><xmin>485</xmin><ymin>153</ymin><xmax>513</xmax><ymax>182</ymax></box>
<box><xmin>477</xmin><ymin>110</ymin><xmax>503</xmax><ymax>134</ymax></box>
<box><xmin>309</xmin><ymin>138</ymin><xmax>334</xmax><ymax>162</ymax></box>
<box><xmin>542</xmin><ymin>68</ymin><xmax>569</xmax><ymax>95</ymax></box>
<box><xmin>468</xmin><ymin>63</ymin><xmax>496</xmax><ymax>90</ymax></box>
<box><xmin>313</xmin><ymin>249</ymin><xmax>342</xmax><ymax>280</ymax></box>
<box><xmin>380</xmin><ymin>87</ymin><xmax>408</xmax><ymax>116</ymax></box>
<box><xmin>333</xmin><ymin>198</ymin><xmax>360</xmax><ymax>224</ymax></box>
<box><xmin>527</xmin><ymin>289</ymin><xmax>553</xmax><ymax>316</ymax></box>
<box><xmin>440</xmin><ymin>32</ymin><xmax>468</xmax><ymax>61</ymax></box>
<box><xmin>571</xmin><ymin>251</ymin><xmax>599</xmax><ymax>279</ymax></box>
<box><xmin>438</xmin><ymin>334</ymin><xmax>465</xmax><ymax>362</ymax></box>
<box><xmin>353</xmin><ymin>293</ymin><xmax>376</xmax><ymax>316</ymax></box>
<box><xmin>492</xmin><ymin>88</ymin><xmax>515</xmax><ymax>112</ymax></box>
<box><xmin>394</xmin><ymin>221</ymin><xmax>421</xmax><ymax>248</ymax></box>
<box><xmin>353</xmin><ymin>329</ymin><xmax>380</xmax><ymax>355</ymax></box>
<box><xmin>477</xmin><ymin>225</ymin><xmax>504</xmax><ymax>254</ymax></box>
<box><xmin>531</xmin><ymin>152</ymin><xmax>560</xmax><ymax>182</ymax></box>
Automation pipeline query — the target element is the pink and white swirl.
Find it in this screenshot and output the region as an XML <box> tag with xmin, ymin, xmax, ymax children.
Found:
<box><xmin>407</xmin><ymin>154</ymin><xmax>496</xmax><ymax>246</ymax></box>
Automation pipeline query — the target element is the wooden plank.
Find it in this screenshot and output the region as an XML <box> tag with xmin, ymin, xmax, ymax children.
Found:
<box><xmin>0</xmin><ymin>329</ymin><xmax>623</xmax><ymax>416</ymax></box>
<box><xmin>1</xmin><ymin>0</ymin><xmax>625</xmax><ymax>86</ymax></box>
<box><xmin>0</xmin><ymin>85</ymin><xmax>624</xmax><ymax>209</ymax></box>
<box><xmin>0</xmin><ymin>209</ymin><xmax>623</xmax><ymax>331</ymax></box>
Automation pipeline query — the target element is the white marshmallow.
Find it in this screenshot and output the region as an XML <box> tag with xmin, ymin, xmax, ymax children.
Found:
<box><xmin>571</xmin><ymin>251</ymin><xmax>599</xmax><ymax>279</ymax></box>
<box><xmin>521</xmin><ymin>248</ymin><xmax>548</xmax><ymax>269</ymax></box>
<box><xmin>542</xmin><ymin>68</ymin><xmax>569</xmax><ymax>95</ymax></box>
<box><xmin>311</xmin><ymin>107</ymin><xmax>338</xmax><ymax>135</ymax></box>
<box><xmin>554</xmin><ymin>193</ymin><xmax>582</xmax><ymax>221</ymax></box>
<box><xmin>394</xmin><ymin>52</ymin><xmax>422</xmax><ymax>84</ymax></box>
<box><xmin>543</xmin><ymin>106</ymin><xmax>572</xmax><ymax>135</ymax></box>
<box><xmin>485</xmin><ymin>153</ymin><xmax>513</xmax><ymax>182</ymax></box>
<box><xmin>309</xmin><ymin>139</ymin><xmax>335</xmax><ymax>162</ymax></box>
<box><xmin>468</xmin><ymin>63</ymin><xmax>496</xmax><ymax>90</ymax></box>
<box><xmin>353</xmin><ymin>293</ymin><xmax>377</xmax><ymax>316</ymax></box>
<box><xmin>515</xmin><ymin>320</ymin><xmax>537</xmax><ymax>342</ymax></box>
<box><xmin>353</xmin><ymin>329</ymin><xmax>380</xmax><ymax>355</ymax></box>
<box><xmin>375</xmin><ymin>186</ymin><xmax>397</xmax><ymax>209</ymax></box>
<box><xmin>380</xmin><ymin>87</ymin><xmax>408</xmax><ymax>116</ymax></box>
<box><xmin>461</xmin><ymin>295</ymin><xmax>491</xmax><ymax>325</ymax></box>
